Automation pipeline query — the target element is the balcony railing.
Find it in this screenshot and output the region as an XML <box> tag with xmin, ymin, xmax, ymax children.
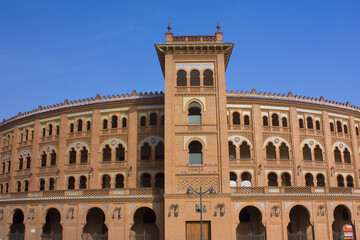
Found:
<box><xmin>0</xmin><ymin>188</ymin><xmax>164</xmax><ymax>200</ymax></box>
<box><xmin>231</xmin><ymin>186</ymin><xmax>357</xmax><ymax>195</ymax></box>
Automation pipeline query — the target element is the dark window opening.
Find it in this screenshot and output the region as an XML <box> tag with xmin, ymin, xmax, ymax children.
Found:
<box><xmin>189</xmin><ymin>141</ymin><xmax>203</xmax><ymax>165</ymax></box>
<box><xmin>177</xmin><ymin>70</ymin><xmax>187</xmax><ymax>86</ymax></box>
<box><xmin>203</xmin><ymin>69</ymin><xmax>214</xmax><ymax>86</ymax></box>
<box><xmin>80</xmin><ymin>147</ymin><xmax>88</xmax><ymax>163</ymax></box>
<box><xmin>68</xmin><ymin>177</ymin><xmax>75</xmax><ymax>190</ymax></box>
<box><xmin>103</xmin><ymin>119</ymin><xmax>108</xmax><ymax>129</ymax></box>
<box><xmin>232</xmin><ymin>112</ymin><xmax>240</xmax><ymax>125</ymax></box>
<box><xmin>282</xmin><ymin>117</ymin><xmax>288</xmax><ymax>127</ymax></box>
<box><xmin>103</xmin><ymin>145</ymin><xmax>111</xmax><ymax>162</ymax></box>
<box><xmin>116</xmin><ymin>144</ymin><xmax>125</xmax><ymax>161</ymax></box>
<box><xmin>140</xmin><ymin>116</ymin><xmax>146</xmax><ymax>126</ymax></box>
<box><xmin>141</xmin><ymin>142</ymin><xmax>151</xmax><ymax>160</ymax></box>
<box><xmin>150</xmin><ymin>113</ymin><xmax>157</xmax><ymax>126</ymax></box>
<box><xmin>263</xmin><ymin>116</ymin><xmax>268</xmax><ymax>126</ymax></box>
<box><xmin>111</xmin><ymin>115</ymin><xmax>118</xmax><ymax>128</ymax></box>
<box><xmin>190</xmin><ymin>70</ymin><xmax>200</xmax><ymax>86</ymax></box>
<box><xmin>77</xmin><ymin>119</ymin><xmax>83</xmax><ymax>132</ymax></box>
<box><xmin>69</xmin><ymin>148</ymin><xmax>76</xmax><ymax>164</ymax></box>
<box><xmin>228</xmin><ymin>141</ymin><xmax>236</xmax><ymax>159</ymax></box>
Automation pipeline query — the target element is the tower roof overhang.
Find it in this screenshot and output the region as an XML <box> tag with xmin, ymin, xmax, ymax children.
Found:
<box><xmin>155</xmin><ymin>42</ymin><xmax>234</xmax><ymax>77</ymax></box>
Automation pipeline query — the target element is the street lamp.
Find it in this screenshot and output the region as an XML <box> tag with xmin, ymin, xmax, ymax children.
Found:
<box><xmin>186</xmin><ymin>186</ymin><xmax>216</xmax><ymax>240</ymax></box>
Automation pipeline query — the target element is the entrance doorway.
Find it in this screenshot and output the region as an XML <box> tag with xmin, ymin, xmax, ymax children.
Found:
<box><xmin>332</xmin><ymin>205</ymin><xmax>355</xmax><ymax>240</ymax></box>
<box><xmin>287</xmin><ymin>205</ymin><xmax>314</xmax><ymax>240</ymax></box>
<box><xmin>236</xmin><ymin>206</ymin><xmax>266</xmax><ymax>240</ymax></box>
<box><xmin>41</xmin><ymin>208</ymin><xmax>63</xmax><ymax>240</ymax></box>
<box><xmin>130</xmin><ymin>207</ymin><xmax>159</xmax><ymax>240</ymax></box>
<box><xmin>186</xmin><ymin>221</ymin><xmax>211</xmax><ymax>240</ymax></box>
<box><xmin>82</xmin><ymin>207</ymin><xmax>108</xmax><ymax>240</ymax></box>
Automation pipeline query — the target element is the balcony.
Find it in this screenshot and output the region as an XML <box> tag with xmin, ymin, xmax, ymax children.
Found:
<box><xmin>299</xmin><ymin>129</ymin><xmax>323</xmax><ymax>136</ymax></box>
<box><xmin>138</xmin><ymin>126</ymin><xmax>164</xmax><ymax>135</ymax></box>
<box><xmin>334</xmin><ymin>162</ymin><xmax>354</xmax><ymax>170</ymax></box>
<box><xmin>101</xmin><ymin>128</ymin><xmax>128</xmax><ymax>136</ymax></box>
<box><xmin>18</xmin><ymin>139</ymin><xmax>33</xmax><ymax>147</ymax></box>
<box><xmin>331</xmin><ymin>132</ymin><xmax>350</xmax><ymax>139</ymax></box>
<box><xmin>263</xmin><ymin>159</ymin><xmax>293</xmax><ymax>167</ymax></box>
<box><xmin>176</xmin><ymin>86</ymin><xmax>215</xmax><ymax>93</ymax></box>
<box><xmin>68</xmin><ymin>131</ymin><xmax>92</xmax><ymax>139</ymax></box>
<box><xmin>98</xmin><ymin>160</ymin><xmax>127</xmax><ymax>171</ymax></box>
<box><xmin>0</xmin><ymin>188</ymin><xmax>164</xmax><ymax>201</ymax></box>
<box><xmin>228</xmin><ymin>125</ymin><xmax>252</xmax><ymax>132</ymax></box>
<box><xmin>229</xmin><ymin>158</ymin><xmax>255</xmax><ymax>166</ymax></box>
<box><xmin>39</xmin><ymin>135</ymin><xmax>59</xmax><ymax>143</ymax></box>
<box><xmin>64</xmin><ymin>162</ymin><xmax>90</xmax><ymax>173</ymax></box>
<box><xmin>263</xmin><ymin>126</ymin><xmax>290</xmax><ymax>133</ymax></box>
<box><xmin>303</xmin><ymin>160</ymin><xmax>326</xmax><ymax>168</ymax></box>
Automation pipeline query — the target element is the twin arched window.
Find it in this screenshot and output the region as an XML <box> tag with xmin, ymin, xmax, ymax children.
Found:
<box><xmin>266</xmin><ymin>142</ymin><xmax>289</xmax><ymax>160</ymax></box>
<box><xmin>177</xmin><ymin>69</ymin><xmax>214</xmax><ymax>86</ymax></box>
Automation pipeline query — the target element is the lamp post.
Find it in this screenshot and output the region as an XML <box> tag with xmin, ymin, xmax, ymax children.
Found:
<box><xmin>186</xmin><ymin>186</ymin><xmax>216</xmax><ymax>240</ymax></box>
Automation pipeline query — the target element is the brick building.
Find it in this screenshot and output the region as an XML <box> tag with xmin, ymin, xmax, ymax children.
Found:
<box><xmin>0</xmin><ymin>27</ymin><xmax>359</xmax><ymax>240</ymax></box>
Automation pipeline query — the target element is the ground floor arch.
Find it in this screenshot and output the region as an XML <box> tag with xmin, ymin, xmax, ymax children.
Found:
<box><xmin>332</xmin><ymin>204</ymin><xmax>355</xmax><ymax>240</ymax></box>
<box><xmin>287</xmin><ymin>205</ymin><xmax>313</xmax><ymax>240</ymax></box>
<box><xmin>41</xmin><ymin>208</ymin><xmax>63</xmax><ymax>240</ymax></box>
<box><xmin>130</xmin><ymin>207</ymin><xmax>159</xmax><ymax>240</ymax></box>
<box><xmin>9</xmin><ymin>209</ymin><xmax>25</xmax><ymax>240</ymax></box>
<box><xmin>236</xmin><ymin>206</ymin><xmax>266</xmax><ymax>240</ymax></box>
<box><xmin>82</xmin><ymin>207</ymin><xmax>108</xmax><ymax>240</ymax></box>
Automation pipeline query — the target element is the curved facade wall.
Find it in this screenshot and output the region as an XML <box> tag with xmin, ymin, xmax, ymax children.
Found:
<box><xmin>0</xmin><ymin>31</ymin><xmax>359</xmax><ymax>240</ymax></box>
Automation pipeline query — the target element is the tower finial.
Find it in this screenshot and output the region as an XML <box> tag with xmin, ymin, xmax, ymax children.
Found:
<box><xmin>167</xmin><ymin>24</ymin><xmax>171</xmax><ymax>33</ymax></box>
<box><xmin>217</xmin><ymin>23</ymin><xmax>221</xmax><ymax>32</ymax></box>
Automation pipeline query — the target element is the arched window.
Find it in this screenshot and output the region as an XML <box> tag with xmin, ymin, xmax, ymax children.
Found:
<box><xmin>305</xmin><ymin>173</ymin><xmax>314</xmax><ymax>186</ymax></box>
<box><xmin>343</xmin><ymin>148</ymin><xmax>351</xmax><ymax>163</ymax></box>
<box><xmin>268</xmin><ymin>173</ymin><xmax>278</xmax><ymax>186</ymax></box>
<box><xmin>315</xmin><ymin>120</ymin><xmax>321</xmax><ymax>130</ymax></box>
<box><xmin>177</xmin><ymin>70</ymin><xmax>187</xmax><ymax>86</ymax></box>
<box><xmin>42</xmin><ymin>127</ymin><xmax>46</xmax><ymax>137</ymax></box>
<box><xmin>140</xmin><ymin>116</ymin><xmax>146</xmax><ymax>127</ymax></box>
<box><xmin>79</xmin><ymin>176</ymin><xmax>87</xmax><ymax>189</ymax></box>
<box><xmin>2</xmin><ymin>162</ymin><xmax>5</xmax><ymax>174</ymax></box>
<box><xmin>80</xmin><ymin>147</ymin><xmax>88</xmax><ymax>163</ymax></box>
<box><xmin>86</xmin><ymin>121</ymin><xmax>91</xmax><ymax>131</ymax></box>
<box><xmin>116</xmin><ymin>144</ymin><xmax>125</xmax><ymax>161</ymax></box>
<box><xmin>155</xmin><ymin>173</ymin><xmax>164</xmax><ymax>188</ymax></box>
<box><xmin>203</xmin><ymin>69</ymin><xmax>213</xmax><ymax>86</ymax></box>
<box><xmin>299</xmin><ymin>119</ymin><xmax>304</xmax><ymax>129</ymax></box>
<box><xmin>24</xmin><ymin>180</ymin><xmax>29</xmax><ymax>192</ymax></box>
<box><xmin>356</xmin><ymin>127</ymin><xmax>359</xmax><ymax>136</ymax></box>
<box><xmin>16</xmin><ymin>181</ymin><xmax>21</xmax><ymax>192</ymax></box>
<box><xmin>272</xmin><ymin>114</ymin><xmax>279</xmax><ymax>127</ymax></box>
<box><xmin>279</xmin><ymin>143</ymin><xmax>289</xmax><ymax>159</ymax></box>
<box><xmin>141</xmin><ymin>142</ymin><xmax>151</xmax><ymax>160</ymax></box>
<box><xmin>281</xmin><ymin>173</ymin><xmax>291</xmax><ymax>186</ymax></box>
<box><xmin>188</xmin><ymin>102</ymin><xmax>202</xmax><ymax>125</ymax></box>
<box><xmin>40</xmin><ymin>179</ymin><xmax>45</xmax><ymax>191</ymax></box>
<box><xmin>102</xmin><ymin>145</ymin><xmax>111</xmax><ymax>162</ymax></box>
<box><xmin>161</xmin><ymin>115</ymin><xmax>164</xmax><ymax>125</ymax></box>
<box><xmin>240</xmin><ymin>142</ymin><xmax>251</xmax><ymax>159</ymax></box>
<box><xmin>18</xmin><ymin>156</ymin><xmax>23</xmax><ymax>170</ymax></box>
<box><xmin>49</xmin><ymin>178</ymin><xmax>55</xmax><ymax>190</ymax></box>
<box><xmin>26</xmin><ymin>155</ymin><xmax>31</xmax><ymax>169</ymax></box>
<box><xmin>77</xmin><ymin>119</ymin><xmax>83</xmax><ymax>132</ymax></box>
<box><xmin>316</xmin><ymin>174</ymin><xmax>325</xmax><ymax>187</ymax></box>
<box><xmin>122</xmin><ymin>118</ymin><xmax>127</xmax><ymax>128</ymax></box>
<box><xmin>102</xmin><ymin>175</ymin><xmax>111</xmax><ymax>189</ymax></box>
<box><xmin>232</xmin><ymin>112</ymin><xmax>240</xmax><ymax>125</ymax></box>
<box><xmin>56</xmin><ymin>125</ymin><xmax>59</xmax><ymax>135</ymax></box>
<box><xmin>337</xmin><ymin>121</ymin><xmax>342</xmax><ymax>133</ymax></box>
<box><xmin>228</xmin><ymin>141</ymin><xmax>236</xmax><ymax>159</ymax></box>
<box><xmin>266</xmin><ymin>142</ymin><xmax>276</xmax><ymax>159</ymax></box>
<box><xmin>188</xmin><ymin>141</ymin><xmax>203</xmax><ymax>165</ymax></box>
<box><xmin>302</xmin><ymin>144</ymin><xmax>312</xmax><ymax>161</ymax></box>
<box><xmin>241</xmin><ymin>172</ymin><xmax>252</xmax><ymax>183</ymax></box>
<box><xmin>115</xmin><ymin>174</ymin><xmax>124</xmax><ymax>188</ymax></box>
<box><xmin>334</xmin><ymin>147</ymin><xmax>342</xmax><ymax>163</ymax></box>
<box><xmin>141</xmin><ymin>173</ymin><xmax>151</xmax><ymax>187</ymax></box>
<box><xmin>150</xmin><ymin>113</ymin><xmax>157</xmax><ymax>126</ymax></box>
<box><xmin>103</xmin><ymin>119</ymin><xmax>108</xmax><ymax>129</ymax></box>
<box><xmin>48</xmin><ymin>124</ymin><xmax>53</xmax><ymax>136</ymax></box>
<box><xmin>282</xmin><ymin>117</ymin><xmax>288</xmax><ymax>127</ymax></box>
<box><xmin>69</xmin><ymin>148</ymin><xmax>76</xmax><ymax>164</ymax></box>
<box><xmin>314</xmin><ymin>145</ymin><xmax>323</xmax><ymax>161</ymax></box>
<box><xmin>111</xmin><ymin>115</ymin><xmax>118</xmax><ymax>128</ymax></box>
<box><xmin>155</xmin><ymin>142</ymin><xmax>164</xmax><ymax>160</ymax></box>
<box><xmin>68</xmin><ymin>177</ymin><xmax>75</xmax><ymax>190</ymax></box>
<box><xmin>41</xmin><ymin>152</ymin><xmax>47</xmax><ymax>167</ymax></box>
<box><xmin>230</xmin><ymin>172</ymin><xmax>237</xmax><ymax>186</ymax></box>
<box><xmin>307</xmin><ymin>117</ymin><xmax>313</xmax><ymax>129</ymax></box>
<box><xmin>337</xmin><ymin>175</ymin><xmax>345</xmax><ymax>187</ymax></box>
<box><xmin>25</xmin><ymin>130</ymin><xmax>29</xmax><ymax>140</ymax></box>
<box><xmin>50</xmin><ymin>150</ymin><xmax>56</xmax><ymax>166</ymax></box>
<box><xmin>330</xmin><ymin>122</ymin><xmax>334</xmax><ymax>132</ymax></box>
<box><xmin>346</xmin><ymin>176</ymin><xmax>354</xmax><ymax>188</ymax></box>
<box><xmin>190</xmin><ymin>69</ymin><xmax>200</xmax><ymax>86</ymax></box>
<box><xmin>244</xmin><ymin>115</ymin><xmax>250</xmax><ymax>125</ymax></box>
<box><xmin>263</xmin><ymin>116</ymin><xmax>268</xmax><ymax>126</ymax></box>
<box><xmin>344</xmin><ymin>125</ymin><xmax>348</xmax><ymax>134</ymax></box>
<box><xmin>69</xmin><ymin>123</ymin><xmax>74</xmax><ymax>133</ymax></box>
<box><xmin>0</xmin><ymin>184</ymin><xmax>2</xmax><ymax>194</ymax></box>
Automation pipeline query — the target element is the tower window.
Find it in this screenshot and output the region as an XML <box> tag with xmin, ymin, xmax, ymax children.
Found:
<box><xmin>190</xmin><ymin>70</ymin><xmax>200</xmax><ymax>86</ymax></box>
<box><xmin>188</xmin><ymin>141</ymin><xmax>203</xmax><ymax>165</ymax></box>
<box><xmin>272</xmin><ymin>114</ymin><xmax>279</xmax><ymax>126</ymax></box>
<box><xmin>203</xmin><ymin>69</ymin><xmax>213</xmax><ymax>86</ymax></box>
<box><xmin>177</xmin><ymin>70</ymin><xmax>187</xmax><ymax>86</ymax></box>
<box><xmin>188</xmin><ymin>102</ymin><xmax>202</xmax><ymax>125</ymax></box>
<box><xmin>150</xmin><ymin>113</ymin><xmax>158</xmax><ymax>126</ymax></box>
<box><xmin>232</xmin><ymin>112</ymin><xmax>240</xmax><ymax>125</ymax></box>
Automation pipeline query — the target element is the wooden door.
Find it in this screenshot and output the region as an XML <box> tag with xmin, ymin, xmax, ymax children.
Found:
<box><xmin>186</xmin><ymin>221</ymin><xmax>211</xmax><ymax>240</ymax></box>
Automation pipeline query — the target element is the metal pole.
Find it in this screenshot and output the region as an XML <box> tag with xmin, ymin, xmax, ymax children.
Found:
<box><xmin>200</xmin><ymin>186</ymin><xmax>203</xmax><ymax>240</ymax></box>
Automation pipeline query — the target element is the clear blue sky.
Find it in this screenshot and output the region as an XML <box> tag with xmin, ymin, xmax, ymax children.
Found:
<box><xmin>0</xmin><ymin>1</ymin><xmax>359</xmax><ymax>120</ymax></box>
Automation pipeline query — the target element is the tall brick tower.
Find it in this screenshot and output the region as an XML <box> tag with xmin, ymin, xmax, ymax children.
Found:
<box><xmin>156</xmin><ymin>25</ymin><xmax>234</xmax><ymax>239</ymax></box>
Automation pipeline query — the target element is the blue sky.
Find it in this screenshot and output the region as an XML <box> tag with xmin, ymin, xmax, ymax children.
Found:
<box><xmin>0</xmin><ymin>1</ymin><xmax>359</xmax><ymax>120</ymax></box>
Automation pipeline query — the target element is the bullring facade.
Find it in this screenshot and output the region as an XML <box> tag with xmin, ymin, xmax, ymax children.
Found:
<box><xmin>0</xmin><ymin>27</ymin><xmax>359</xmax><ymax>240</ymax></box>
